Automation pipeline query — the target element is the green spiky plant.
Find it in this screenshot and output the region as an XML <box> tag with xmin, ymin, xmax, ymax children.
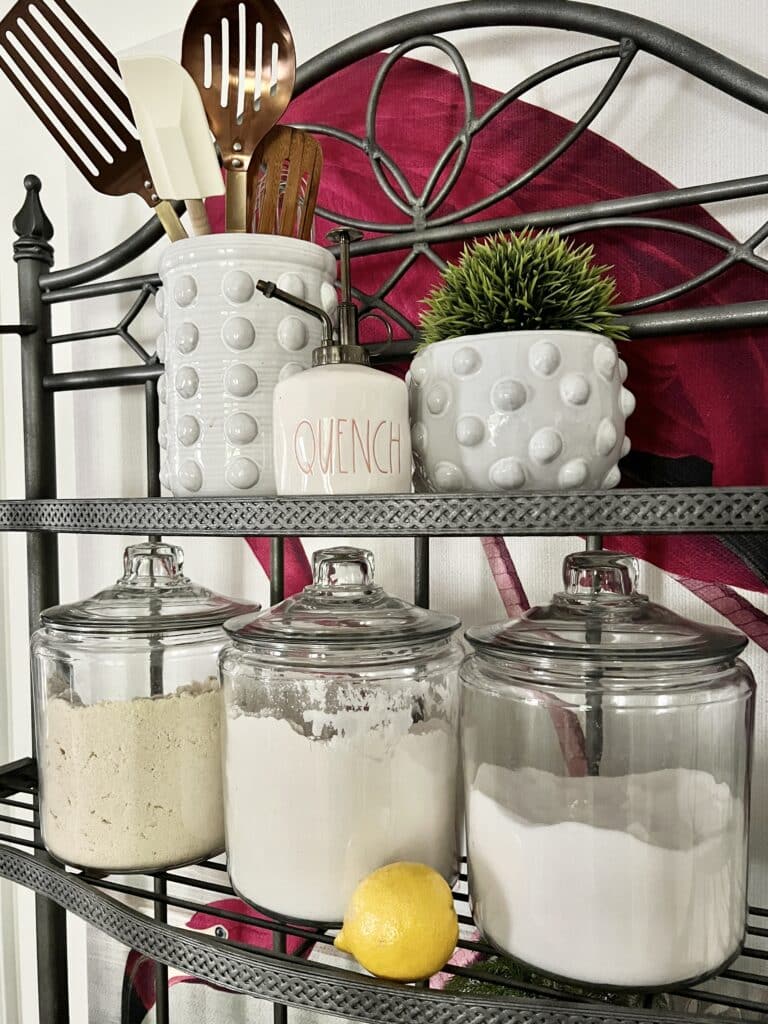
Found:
<box><xmin>419</xmin><ymin>229</ymin><xmax>628</xmax><ymax>347</ymax></box>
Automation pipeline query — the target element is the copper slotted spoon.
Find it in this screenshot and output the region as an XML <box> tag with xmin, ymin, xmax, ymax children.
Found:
<box><xmin>182</xmin><ymin>0</ymin><xmax>296</xmax><ymax>233</ymax></box>
<box><xmin>0</xmin><ymin>0</ymin><xmax>186</xmax><ymax>240</ymax></box>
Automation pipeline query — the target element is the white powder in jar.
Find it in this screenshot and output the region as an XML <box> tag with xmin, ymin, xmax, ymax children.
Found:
<box><xmin>224</xmin><ymin>704</ymin><xmax>459</xmax><ymax>923</ymax></box>
<box><xmin>468</xmin><ymin>764</ymin><xmax>745</xmax><ymax>988</ymax></box>
<box><xmin>42</xmin><ymin>679</ymin><xmax>224</xmax><ymax>872</ymax></box>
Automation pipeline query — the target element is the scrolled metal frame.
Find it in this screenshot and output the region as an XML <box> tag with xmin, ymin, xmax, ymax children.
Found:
<box><xmin>1</xmin><ymin>4</ymin><xmax>768</xmax><ymax>1024</ymax></box>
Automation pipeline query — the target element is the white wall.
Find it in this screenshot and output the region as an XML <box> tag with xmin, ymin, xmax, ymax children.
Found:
<box><xmin>1</xmin><ymin>1</ymin><xmax>767</xmax><ymax>1021</ymax></box>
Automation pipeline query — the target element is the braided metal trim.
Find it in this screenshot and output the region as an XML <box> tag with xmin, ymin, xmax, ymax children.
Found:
<box><xmin>0</xmin><ymin>490</ymin><xmax>765</xmax><ymax>537</ymax></box>
<box><xmin>0</xmin><ymin>844</ymin><xmax>709</xmax><ymax>1024</ymax></box>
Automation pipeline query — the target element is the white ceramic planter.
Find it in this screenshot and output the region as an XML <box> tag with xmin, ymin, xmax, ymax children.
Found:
<box><xmin>157</xmin><ymin>235</ymin><xmax>337</xmax><ymax>496</ymax></box>
<box><xmin>408</xmin><ymin>330</ymin><xmax>635</xmax><ymax>492</ymax></box>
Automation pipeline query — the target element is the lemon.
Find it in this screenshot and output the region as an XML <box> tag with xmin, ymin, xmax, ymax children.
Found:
<box><xmin>334</xmin><ymin>862</ymin><xmax>458</xmax><ymax>982</ymax></box>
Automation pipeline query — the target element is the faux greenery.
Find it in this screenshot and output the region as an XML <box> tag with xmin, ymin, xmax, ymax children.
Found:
<box><xmin>444</xmin><ymin>956</ymin><xmax>670</xmax><ymax>1009</ymax></box>
<box><xmin>419</xmin><ymin>229</ymin><xmax>628</xmax><ymax>346</ymax></box>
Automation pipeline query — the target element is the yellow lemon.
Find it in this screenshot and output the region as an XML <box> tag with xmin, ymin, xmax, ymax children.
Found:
<box><xmin>334</xmin><ymin>862</ymin><xmax>458</xmax><ymax>982</ymax></box>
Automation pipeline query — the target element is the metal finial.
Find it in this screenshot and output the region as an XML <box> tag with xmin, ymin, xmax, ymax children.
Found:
<box><xmin>13</xmin><ymin>175</ymin><xmax>54</xmax><ymax>265</ymax></box>
<box><xmin>13</xmin><ymin>175</ymin><xmax>53</xmax><ymax>242</ymax></box>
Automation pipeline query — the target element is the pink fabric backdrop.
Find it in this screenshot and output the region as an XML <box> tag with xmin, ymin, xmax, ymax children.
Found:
<box><xmin>207</xmin><ymin>53</ymin><xmax>768</xmax><ymax>595</ymax></box>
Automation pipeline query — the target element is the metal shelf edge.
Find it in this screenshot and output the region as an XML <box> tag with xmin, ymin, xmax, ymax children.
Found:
<box><xmin>0</xmin><ymin>843</ymin><xmax>729</xmax><ymax>1024</ymax></box>
<box><xmin>0</xmin><ymin>489</ymin><xmax>766</xmax><ymax>536</ymax></box>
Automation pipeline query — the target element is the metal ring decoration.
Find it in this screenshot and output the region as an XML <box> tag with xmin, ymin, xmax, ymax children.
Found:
<box><xmin>366</xmin><ymin>35</ymin><xmax>475</xmax><ymax>222</ymax></box>
<box><xmin>24</xmin><ymin>0</ymin><xmax>768</xmax><ymax>362</ymax></box>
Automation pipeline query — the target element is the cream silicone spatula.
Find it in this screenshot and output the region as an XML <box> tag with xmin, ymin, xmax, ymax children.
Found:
<box><xmin>118</xmin><ymin>55</ymin><xmax>224</xmax><ymax>235</ymax></box>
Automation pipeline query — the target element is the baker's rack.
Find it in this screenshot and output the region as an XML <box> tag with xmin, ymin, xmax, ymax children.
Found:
<box><xmin>1</xmin><ymin>3</ymin><xmax>767</xmax><ymax>1022</ymax></box>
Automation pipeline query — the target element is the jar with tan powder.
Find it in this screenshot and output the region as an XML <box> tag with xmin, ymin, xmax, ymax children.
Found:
<box><xmin>31</xmin><ymin>542</ymin><xmax>257</xmax><ymax>873</ymax></box>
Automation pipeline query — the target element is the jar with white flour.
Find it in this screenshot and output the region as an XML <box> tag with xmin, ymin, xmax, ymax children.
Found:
<box><xmin>461</xmin><ymin>550</ymin><xmax>755</xmax><ymax>990</ymax></box>
<box><xmin>220</xmin><ymin>546</ymin><xmax>463</xmax><ymax>925</ymax></box>
<box><xmin>32</xmin><ymin>543</ymin><xmax>258</xmax><ymax>873</ymax></box>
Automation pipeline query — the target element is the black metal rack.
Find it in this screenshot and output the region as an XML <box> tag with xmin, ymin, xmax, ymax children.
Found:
<box><xmin>1</xmin><ymin>759</ymin><xmax>767</xmax><ymax>1023</ymax></box>
<box><xmin>1</xmin><ymin>3</ymin><xmax>768</xmax><ymax>1022</ymax></box>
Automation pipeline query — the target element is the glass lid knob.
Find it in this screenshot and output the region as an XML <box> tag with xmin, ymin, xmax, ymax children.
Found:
<box><xmin>312</xmin><ymin>547</ymin><xmax>375</xmax><ymax>588</ymax></box>
<box><xmin>121</xmin><ymin>543</ymin><xmax>186</xmax><ymax>587</ymax></box>
<box><xmin>562</xmin><ymin>551</ymin><xmax>638</xmax><ymax>599</ymax></box>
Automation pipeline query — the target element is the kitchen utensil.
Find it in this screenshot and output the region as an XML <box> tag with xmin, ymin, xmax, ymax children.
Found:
<box><xmin>182</xmin><ymin>0</ymin><xmax>296</xmax><ymax>233</ymax></box>
<box><xmin>118</xmin><ymin>55</ymin><xmax>223</xmax><ymax>237</ymax></box>
<box><xmin>0</xmin><ymin>0</ymin><xmax>187</xmax><ymax>240</ymax></box>
<box><xmin>248</xmin><ymin>126</ymin><xmax>322</xmax><ymax>239</ymax></box>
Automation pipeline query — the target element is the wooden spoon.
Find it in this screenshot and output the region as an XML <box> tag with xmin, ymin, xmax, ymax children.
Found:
<box><xmin>247</xmin><ymin>126</ymin><xmax>322</xmax><ymax>239</ymax></box>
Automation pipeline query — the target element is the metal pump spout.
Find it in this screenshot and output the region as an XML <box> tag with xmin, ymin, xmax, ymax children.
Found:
<box><xmin>327</xmin><ymin>227</ymin><xmax>364</xmax><ymax>351</ymax></box>
<box><xmin>255</xmin><ymin>279</ymin><xmax>334</xmax><ymax>345</ymax></box>
<box><xmin>257</xmin><ymin>226</ymin><xmax>370</xmax><ymax>367</ymax></box>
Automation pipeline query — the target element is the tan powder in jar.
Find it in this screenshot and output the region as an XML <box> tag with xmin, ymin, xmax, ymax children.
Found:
<box><xmin>42</xmin><ymin>678</ymin><xmax>223</xmax><ymax>871</ymax></box>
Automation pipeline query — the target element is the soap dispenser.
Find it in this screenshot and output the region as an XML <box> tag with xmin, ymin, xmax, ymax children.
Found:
<box><xmin>257</xmin><ymin>229</ymin><xmax>412</xmax><ymax>495</ymax></box>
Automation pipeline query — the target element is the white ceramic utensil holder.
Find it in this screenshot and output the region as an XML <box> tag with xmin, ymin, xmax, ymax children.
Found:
<box><xmin>408</xmin><ymin>330</ymin><xmax>635</xmax><ymax>492</ymax></box>
<box><xmin>157</xmin><ymin>235</ymin><xmax>337</xmax><ymax>496</ymax></box>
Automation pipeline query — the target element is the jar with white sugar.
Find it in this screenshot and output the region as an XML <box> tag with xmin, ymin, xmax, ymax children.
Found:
<box><xmin>220</xmin><ymin>546</ymin><xmax>463</xmax><ymax>925</ymax></box>
<box><xmin>32</xmin><ymin>543</ymin><xmax>257</xmax><ymax>874</ymax></box>
<box><xmin>461</xmin><ymin>550</ymin><xmax>755</xmax><ymax>991</ymax></box>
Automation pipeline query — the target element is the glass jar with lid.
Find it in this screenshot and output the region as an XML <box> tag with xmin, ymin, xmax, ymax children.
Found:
<box><xmin>461</xmin><ymin>550</ymin><xmax>754</xmax><ymax>991</ymax></box>
<box><xmin>220</xmin><ymin>546</ymin><xmax>463</xmax><ymax>925</ymax></box>
<box><xmin>32</xmin><ymin>542</ymin><xmax>257</xmax><ymax>874</ymax></box>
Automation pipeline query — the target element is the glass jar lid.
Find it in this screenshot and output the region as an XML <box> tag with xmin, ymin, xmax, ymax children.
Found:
<box><xmin>225</xmin><ymin>546</ymin><xmax>460</xmax><ymax>650</ymax></box>
<box><xmin>466</xmin><ymin>551</ymin><xmax>747</xmax><ymax>664</ymax></box>
<box><xmin>41</xmin><ymin>543</ymin><xmax>257</xmax><ymax>635</ymax></box>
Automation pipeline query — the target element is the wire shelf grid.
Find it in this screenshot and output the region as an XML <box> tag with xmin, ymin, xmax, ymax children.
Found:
<box><xmin>1</xmin><ymin>760</ymin><xmax>766</xmax><ymax>1023</ymax></box>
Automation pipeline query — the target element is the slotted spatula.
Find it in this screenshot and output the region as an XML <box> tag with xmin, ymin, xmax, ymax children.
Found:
<box><xmin>182</xmin><ymin>0</ymin><xmax>296</xmax><ymax>233</ymax></box>
<box><xmin>118</xmin><ymin>55</ymin><xmax>224</xmax><ymax>236</ymax></box>
<box><xmin>0</xmin><ymin>0</ymin><xmax>186</xmax><ymax>240</ymax></box>
<box><xmin>247</xmin><ymin>126</ymin><xmax>322</xmax><ymax>239</ymax></box>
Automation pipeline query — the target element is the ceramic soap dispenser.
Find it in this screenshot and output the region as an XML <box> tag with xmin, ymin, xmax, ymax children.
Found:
<box><xmin>257</xmin><ymin>229</ymin><xmax>412</xmax><ymax>495</ymax></box>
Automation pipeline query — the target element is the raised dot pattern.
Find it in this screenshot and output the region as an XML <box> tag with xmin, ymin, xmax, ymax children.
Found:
<box><xmin>162</xmin><ymin>257</ymin><xmax>345</xmax><ymax>496</ymax></box>
<box><xmin>489</xmin><ymin>457</ymin><xmax>526</xmax><ymax>490</ymax></box>
<box><xmin>226</xmin><ymin>412</ymin><xmax>258</xmax><ymax>445</ymax></box>
<box><xmin>452</xmin><ymin>346</ymin><xmax>481</xmax><ymax>377</ymax></box>
<box><xmin>456</xmin><ymin>415</ymin><xmax>485</xmax><ymax>447</ymax></box>
<box><xmin>176</xmin><ymin>322</ymin><xmax>199</xmax><ymax>354</ymax></box>
<box><xmin>222</xmin><ymin>316</ymin><xmax>255</xmax><ymax>351</ymax></box>
<box><xmin>222</xmin><ymin>270</ymin><xmax>254</xmax><ymax>304</ymax></box>
<box><xmin>277</xmin><ymin>316</ymin><xmax>308</xmax><ymax>352</ymax></box>
<box><xmin>225</xmin><ymin>364</ymin><xmax>258</xmax><ymax>398</ymax></box>
<box><xmin>434</xmin><ymin>461</ymin><xmax>465</xmax><ymax>491</ymax></box>
<box><xmin>177</xmin><ymin>415</ymin><xmax>200</xmax><ymax>447</ymax></box>
<box><xmin>226</xmin><ymin>457</ymin><xmax>260</xmax><ymax>490</ymax></box>
<box><xmin>175</xmin><ymin>366</ymin><xmax>199</xmax><ymax>400</ymax></box>
<box><xmin>410</xmin><ymin>335</ymin><xmax>633</xmax><ymax>493</ymax></box>
<box><xmin>174</xmin><ymin>275</ymin><xmax>197</xmax><ymax>308</ymax></box>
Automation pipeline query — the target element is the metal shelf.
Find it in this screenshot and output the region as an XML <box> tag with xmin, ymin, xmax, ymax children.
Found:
<box><xmin>0</xmin><ymin>487</ymin><xmax>766</xmax><ymax>537</ymax></box>
<box><xmin>0</xmin><ymin>759</ymin><xmax>766</xmax><ymax>1024</ymax></box>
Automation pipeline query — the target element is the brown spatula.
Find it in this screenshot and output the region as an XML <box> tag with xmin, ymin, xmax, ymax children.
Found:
<box><xmin>0</xmin><ymin>0</ymin><xmax>186</xmax><ymax>240</ymax></box>
<box><xmin>182</xmin><ymin>0</ymin><xmax>295</xmax><ymax>233</ymax></box>
<box><xmin>247</xmin><ymin>126</ymin><xmax>322</xmax><ymax>239</ymax></box>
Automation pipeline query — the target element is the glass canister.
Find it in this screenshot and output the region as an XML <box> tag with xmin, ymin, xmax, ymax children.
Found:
<box><xmin>32</xmin><ymin>542</ymin><xmax>257</xmax><ymax>873</ymax></box>
<box><xmin>461</xmin><ymin>551</ymin><xmax>755</xmax><ymax>991</ymax></box>
<box><xmin>220</xmin><ymin>546</ymin><xmax>463</xmax><ymax>925</ymax></box>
